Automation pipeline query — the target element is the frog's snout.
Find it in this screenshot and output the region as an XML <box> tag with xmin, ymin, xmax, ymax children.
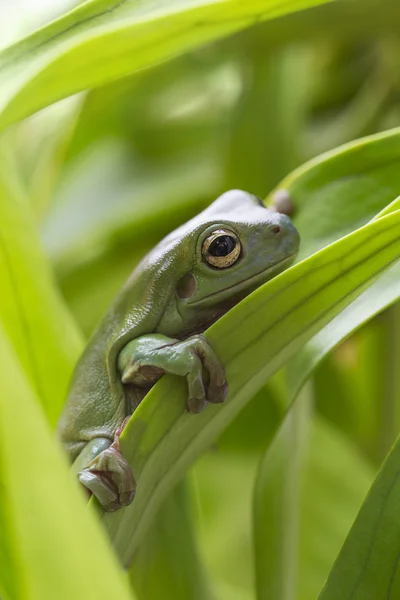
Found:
<box><xmin>277</xmin><ymin>213</ymin><xmax>300</xmax><ymax>257</ymax></box>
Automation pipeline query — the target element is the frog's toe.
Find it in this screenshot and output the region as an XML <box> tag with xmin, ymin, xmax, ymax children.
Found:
<box><xmin>186</xmin><ymin>354</ymin><xmax>207</xmax><ymax>414</ymax></box>
<box><xmin>207</xmin><ymin>382</ymin><xmax>228</xmax><ymax>404</ymax></box>
<box><xmin>187</xmin><ymin>395</ymin><xmax>207</xmax><ymax>414</ymax></box>
<box><xmin>78</xmin><ymin>445</ymin><xmax>136</xmax><ymax>512</ymax></box>
<box><xmin>78</xmin><ymin>469</ymin><xmax>120</xmax><ymax>511</ymax></box>
<box><xmin>190</xmin><ymin>335</ymin><xmax>227</xmax><ymax>404</ymax></box>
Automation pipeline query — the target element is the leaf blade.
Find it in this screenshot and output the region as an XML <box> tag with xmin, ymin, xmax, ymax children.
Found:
<box><xmin>0</xmin><ymin>0</ymin><xmax>332</xmax><ymax>131</ymax></box>
<box><xmin>0</xmin><ymin>147</ymin><xmax>83</xmax><ymax>426</ymax></box>
<box><xmin>102</xmin><ymin>204</ymin><xmax>400</xmax><ymax>566</ymax></box>
<box><xmin>0</xmin><ymin>326</ymin><xmax>134</xmax><ymax>600</ymax></box>
<box><xmin>318</xmin><ymin>431</ymin><xmax>400</xmax><ymax>600</ymax></box>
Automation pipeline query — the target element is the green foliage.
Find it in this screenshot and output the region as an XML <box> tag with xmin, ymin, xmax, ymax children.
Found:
<box><xmin>319</xmin><ymin>431</ymin><xmax>400</xmax><ymax>599</ymax></box>
<box><xmin>2</xmin><ymin>0</ymin><xmax>400</xmax><ymax>599</ymax></box>
<box><xmin>0</xmin><ymin>322</ymin><xmax>132</xmax><ymax>600</ymax></box>
<box><xmin>0</xmin><ymin>0</ymin><xmax>330</xmax><ymax>132</ymax></box>
<box><xmin>103</xmin><ymin>165</ymin><xmax>400</xmax><ymax>565</ymax></box>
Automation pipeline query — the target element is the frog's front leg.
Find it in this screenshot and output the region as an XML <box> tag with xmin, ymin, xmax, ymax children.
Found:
<box><xmin>118</xmin><ymin>334</ymin><xmax>228</xmax><ymax>414</ymax></box>
<box><xmin>73</xmin><ymin>424</ymin><xmax>136</xmax><ymax>512</ymax></box>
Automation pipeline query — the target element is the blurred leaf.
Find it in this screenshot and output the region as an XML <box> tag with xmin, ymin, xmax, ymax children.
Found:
<box><xmin>253</xmin><ymin>398</ymin><xmax>375</xmax><ymax>600</ymax></box>
<box><xmin>246</xmin><ymin>0</ymin><xmax>400</xmax><ymax>51</ymax></box>
<box><xmin>0</xmin><ymin>325</ymin><xmax>133</xmax><ymax>600</ymax></box>
<box><xmin>318</xmin><ymin>428</ymin><xmax>400</xmax><ymax>599</ymax></box>
<box><xmin>253</xmin><ymin>384</ymin><xmax>311</xmax><ymax>600</ymax></box>
<box><xmin>102</xmin><ymin>201</ymin><xmax>400</xmax><ymax>566</ymax></box>
<box><xmin>0</xmin><ymin>0</ymin><xmax>332</xmax><ymax>132</ymax></box>
<box><xmin>217</xmin><ymin>382</ymin><xmax>282</xmax><ymax>453</ymax></box>
<box><xmin>130</xmin><ymin>480</ymin><xmax>214</xmax><ymax>600</ymax></box>
<box><xmin>194</xmin><ymin>452</ymin><xmax>261</xmax><ymax>597</ymax></box>
<box><xmin>268</xmin><ymin>127</ymin><xmax>400</xmax><ymax>259</ymax></box>
<box><xmin>298</xmin><ymin>416</ymin><xmax>375</xmax><ymax>600</ymax></box>
<box><xmin>0</xmin><ymin>146</ymin><xmax>82</xmax><ymax>426</ymax></box>
<box><xmin>314</xmin><ymin>307</ymin><xmax>400</xmax><ymax>464</ymax></box>
<box><xmin>306</xmin><ymin>50</ymin><xmax>392</xmax><ymax>156</ymax></box>
<box><xmin>44</xmin><ymin>141</ymin><xmax>220</xmax><ymax>277</ymax></box>
<box><xmin>225</xmin><ymin>41</ymin><xmax>311</xmax><ymax>194</ymax></box>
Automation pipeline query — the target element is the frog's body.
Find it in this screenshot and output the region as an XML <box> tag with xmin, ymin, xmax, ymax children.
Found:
<box><xmin>57</xmin><ymin>190</ymin><xmax>299</xmax><ymax>511</ymax></box>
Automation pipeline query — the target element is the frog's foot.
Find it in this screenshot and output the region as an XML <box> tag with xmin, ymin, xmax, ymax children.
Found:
<box><xmin>78</xmin><ymin>427</ymin><xmax>136</xmax><ymax>512</ymax></box>
<box><xmin>185</xmin><ymin>334</ymin><xmax>228</xmax><ymax>414</ymax></box>
<box><xmin>118</xmin><ymin>332</ymin><xmax>228</xmax><ymax>415</ymax></box>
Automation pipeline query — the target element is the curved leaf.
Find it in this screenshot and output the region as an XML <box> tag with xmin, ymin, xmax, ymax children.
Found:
<box><xmin>0</xmin><ymin>0</ymin><xmax>331</xmax><ymax>132</ymax></box>
<box><xmin>253</xmin><ymin>405</ymin><xmax>375</xmax><ymax>600</ymax></box>
<box><xmin>0</xmin><ymin>146</ymin><xmax>83</xmax><ymax>426</ymax></box>
<box><xmin>0</xmin><ymin>326</ymin><xmax>133</xmax><ymax>600</ymax></box>
<box><xmin>271</xmin><ymin>129</ymin><xmax>400</xmax><ymax>405</ymax></box>
<box><xmin>101</xmin><ymin>204</ymin><xmax>400</xmax><ymax>566</ymax></box>
<box><xmin>318</xmin><ymin>429</ymin><xmax>400</xmax><ymax>600</ymax></box>
<box><xmin>253</xmin><ymin>130</ymin><xmax>400</xmax><ymax>599</ymax></box>
<box><xmin>130</xmin><ymin>480</ymin><xmax>214</xmax><ymax>600</ymax></box>
<box><xmin>267</xmin><ymin>127</ymin><xmax>400</xmax><ymax>259</ymax></box>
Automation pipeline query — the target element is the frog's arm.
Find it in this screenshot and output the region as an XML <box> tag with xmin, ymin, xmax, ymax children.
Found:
<box><xmin>118</xmin><ymin>333</ymin><xmax>228</xmax><ymax>414</ymax></box>
<box><xmin>73</xmin><ymin>333</ymin><xmax>226</xmax><ymax>512</ymax></box>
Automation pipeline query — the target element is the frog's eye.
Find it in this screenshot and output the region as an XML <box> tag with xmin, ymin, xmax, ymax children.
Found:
<box><xmin>201</xmin><ymin>229</ymin><xmax>241</xmax><ymax>269</ymax></box>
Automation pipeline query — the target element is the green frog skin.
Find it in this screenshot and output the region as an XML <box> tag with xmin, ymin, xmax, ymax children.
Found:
<box><xmin>57</xmin><ymin>190</ymin><xmax>300</xmax><ymax>512</ymax></box>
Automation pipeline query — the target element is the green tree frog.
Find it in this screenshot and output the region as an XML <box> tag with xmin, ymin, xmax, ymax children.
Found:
<box><xmin>57</xmin><ymin>190</ymin><xmax>300</xmax><ymax>512</ymax></box>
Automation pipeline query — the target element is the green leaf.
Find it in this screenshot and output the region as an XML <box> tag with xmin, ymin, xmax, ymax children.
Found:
<box><xmin>253</xmin><ymin>384</ymin><xmax>311</xmax><ymax>600</ymax></box>
<box><xmin>101</xmin><ymin>202</ymin><xmax>400</xmax><ymax>566</ymax></box>
<box><xmin>267</xmin><ymin>127</ymin><xmax>400</xmax><ymax>259</ymax></box>
<box><xmin>193</xmin><ymin>451</ymin><xmax>263</xmax><ymax>597</ymax></box>
<box><xmin>253</xmin><ymin>391</ymin><xmax>376</xmax><ymax>600</ymax></box>
<box><xmin>318</xmin><ymin>429</ymin><xmax>400</xmax><ymax>599</ymax></box>
<box><xmin>130</xmin><ymin>480</ymin><xmax>214</xmax><ymax>600</ymax></box>
<box><xmin>0</xmin><ymin>146</ymin><xmax>83</xmax><ymax>426</ymax></box>
<box><xmin>278</xmin><ymin>134</ymin><xmax>400</xmax><ymax>410</ymax></box>
<box><xmin>0</xmin><ymin>0</ymin><xmax>332</xmax><ymax>132</ymax></box>
<box><xmin>252</xmin><ymin>133</ymin><xmax>400</xmax><ymax>600</ymax></box>
<box><xmin>0</xmin><ymin>325</ymin><xmax>133</xmax><ymax>600</ymax></box>
<box><xmin>297</xmin><ymin>418</ymin><xmax>375</xmax><ymax>600</ymax></box>
<box><xmin>225</xmin><ymin>41</ymin><xmax>311</xmax><ymax>194</ymax></box>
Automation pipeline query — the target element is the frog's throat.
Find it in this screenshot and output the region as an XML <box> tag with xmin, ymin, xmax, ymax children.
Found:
<box><xmin>188</xmin><ymin>254</ymin><xmax>296</xmax><ymax>308</ymax></box>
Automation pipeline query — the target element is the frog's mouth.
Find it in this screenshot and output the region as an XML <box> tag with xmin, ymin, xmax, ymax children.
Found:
<box><xmin>189</xmin><ymin>254</ymin><xmax>296</xmax><ymax>308</ymax></box>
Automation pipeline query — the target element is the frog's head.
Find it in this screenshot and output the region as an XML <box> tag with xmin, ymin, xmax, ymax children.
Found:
<box><xmin>157</xmin><ymin>189</ymin><xmax>300</xmax><ymax>335</ymax></box>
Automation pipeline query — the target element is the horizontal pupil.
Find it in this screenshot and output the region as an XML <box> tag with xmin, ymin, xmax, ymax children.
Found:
<box><xmin>209</xmin><ymin>235</ymin><xmax>236</xmax><ymax>257</ymax></box>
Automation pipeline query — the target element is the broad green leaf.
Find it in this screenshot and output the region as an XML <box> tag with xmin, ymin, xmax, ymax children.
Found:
<box><xmin>0</xmin><ymin>147</ymin><xmax>83</xmax><ymax>426</ymax></box>
<box><xmin>0</xmin><ymin>0</ymin><xmax>332</xmax><ymax>132</ymax></box>
<box><xmin>251</xmin><ymin>130</ymin><xmax>400</xmax><ymax>599</ymax></box>
<box><xmin>101</xmin><ymin>204</ymin><xmax>400</xmax><ymax>566</ymax></box>
<box><xmin>279</xmin><ymin>136</ymin><xmax>400</xmax><ymax>412</ymax></box>
<box><xmin>0</xmin><ymin>325</ymin><xmax>133</xmax><ymax>600</ymax></box>
<box><xmin>252</xmin><ymin>134</ymin><xmax>400</xmax><ymax>600</ymax></box>
<box><xmin>318</xmin><ymin>428</ymin><xmax>400</xmax><ymax>599</ymax></box>
<box><xmin>130</xmin><ymin>480</ymin><xmax>214</xmax><ymax>600</ymax></box>
<box><xmin>267</xmin><ymin>127</ymin><xmax>400</xmax><ymax>259</ymax></box>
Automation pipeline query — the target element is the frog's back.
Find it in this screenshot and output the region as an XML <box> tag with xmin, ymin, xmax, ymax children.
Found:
<box><xmin>57</xmin><ymin>244</ymin><xmax>183</xmax><ymax>461</ymax></box>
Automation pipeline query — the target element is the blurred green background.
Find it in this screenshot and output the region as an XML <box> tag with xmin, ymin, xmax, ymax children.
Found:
<box><xmin>2</xmin><ymin>0</ymin><xmax>400</xmax><ymax>598</ymax></box>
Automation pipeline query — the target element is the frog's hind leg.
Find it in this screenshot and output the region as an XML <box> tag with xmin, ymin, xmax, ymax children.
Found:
<box><xmin>73</xmin><ymin>428</ymin><xmax>136</xmax><ymax>512</ymax></box>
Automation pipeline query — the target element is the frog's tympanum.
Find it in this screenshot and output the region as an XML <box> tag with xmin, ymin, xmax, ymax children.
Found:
<box><xmin>57</xmin><ymin>190</ymin><xmax>300</xmax><ymax>511</ymax></box>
